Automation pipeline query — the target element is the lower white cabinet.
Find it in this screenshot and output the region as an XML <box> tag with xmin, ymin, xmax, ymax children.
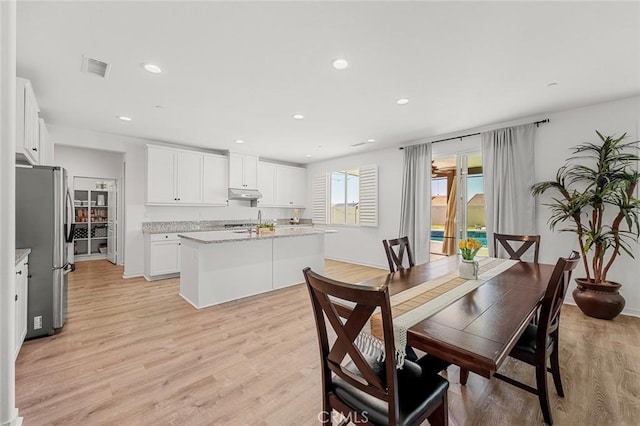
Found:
<box><xmin>144</xmin><ymin>233</ymin><xmax>181</xmax><ymax>280</ymax></box>
<box><xmin>15</xmin><ymin>256</ymin><xmax>29</xmax><ymax>359</ymax></box>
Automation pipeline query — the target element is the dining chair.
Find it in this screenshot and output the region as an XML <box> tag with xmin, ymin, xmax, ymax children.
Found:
<box><xmin>382</xmin><ymin>237</ymin><xmax>415</xmax><ymax>273</ymax></box>
<box><xmin>494</xmin><ymin>233</ymin><xmax>541</xmax><ymax>263</ymax></box>
<box><xmin>492</xmin><ymin>251</ymin><xmax>580</xmax><ymax>425</ymax></box>
<box><xmin>303</xmin><ymin>267</ymin><xmax>450</xmax><ymax>426</ymax></box>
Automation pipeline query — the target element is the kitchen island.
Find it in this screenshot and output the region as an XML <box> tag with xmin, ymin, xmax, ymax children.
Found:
<box><xmin>178</xmin><ymin>228</ymin><xmax>326</xmax><ymax>308</ymax></box>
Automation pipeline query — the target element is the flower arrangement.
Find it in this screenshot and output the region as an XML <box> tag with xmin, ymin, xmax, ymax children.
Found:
<box><xmin>459</xmin><ymin>238</ymin><xmax>482</xmax><ymax>260</ymax></box>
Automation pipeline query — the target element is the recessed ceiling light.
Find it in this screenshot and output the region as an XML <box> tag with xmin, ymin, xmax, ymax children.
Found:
<box><xmin>235</xmin><ymin>140</ymin><xmax>245</xmax><ymax>144</ymax></box>
<box><xmin>367</xmin><ymin>139</ymin><xmax>376</xmax><ymax>143</ymax></box>
<box><xmin>154</xmin><ymin>105</ymin><xmax>164</xmax><ymax>109</ymax></box>
<box><xmin>396</xmin><ymin>98</ymin><xmax>409</xmax><ymax>105</ymax></box>
<box><xmin>305</xmin><ymin>154</ymin><xmax>312</xmax><ymax>158</ymax></box>
<box><xmin>292</xmin><ymin>114</ymin><xmax>305</xmax><ymax>120</ymax></box>
<box><xmin>331</xmin><ymin>58</ymin><xmax>349</xmax><ymax>70</ymax></box>
<box><xmin>317</xmin><ymin>145</ymin><xmax>323</xmax><ymax>148</ymax></box>
<box><xmin>143</xmin><ymin>63</ymin><xmax>162</xmax><ymax>74</ymax></box>
<box><xmin>117</xmin><ymin>116</ymin><xmax>132</xmax><ymax>121</ymax></box>
<box><xmin>547</xmin><ymin>82</ymin><xmax>558</xmax><ymax>87</ymax></box>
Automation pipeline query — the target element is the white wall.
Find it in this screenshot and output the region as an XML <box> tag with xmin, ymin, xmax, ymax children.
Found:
<box><xmin>307</xmin><ymin>148</ymin><xmax>405</xmax><ymax>269</ymax></box>
<box><xmin>534</xmin><ymin>96</ymin><xmax>640</xmax><ymax>315</ymax></box>
<box><xmin>49</xmin><ymin>125</ymin><xmax>295</xmax><ymax>278</ymax></box>
<box><xmin>306</xmin><ymin>95</ymin><xmax>640</xmax><ymax>316</ymax></box>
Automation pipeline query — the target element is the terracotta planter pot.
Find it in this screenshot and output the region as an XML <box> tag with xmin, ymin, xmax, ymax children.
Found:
<box><xmin>572</xmin><ymin>279</ymin><xmax>625</xmax><ymax>320</ymax></box>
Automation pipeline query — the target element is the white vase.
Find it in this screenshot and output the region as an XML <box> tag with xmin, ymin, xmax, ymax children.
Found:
<box><xmin>459</xmin><ymin>259</ymin><xmax>479</xmax><ymax>280</ymax></box>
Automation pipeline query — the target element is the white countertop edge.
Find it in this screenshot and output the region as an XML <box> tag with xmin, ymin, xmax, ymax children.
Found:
<box><xmin>178</xmin><ymin>229</ymin><xmax>334</xmax><ymax>244</ymax></box>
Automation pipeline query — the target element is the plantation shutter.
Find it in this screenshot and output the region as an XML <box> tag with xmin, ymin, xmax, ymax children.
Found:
<box><xmin>312</xmin><ymin>174</ymin><xmax>328</xmax><ymax>225</ymax></box>
<box><xmin>359</xmin><ymin>165</ymin><xmax>378</xmax><ymax>227</ymax></box>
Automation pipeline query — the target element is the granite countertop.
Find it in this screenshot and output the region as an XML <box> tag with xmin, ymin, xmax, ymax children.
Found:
<box><xmin>142</xmin><ymin>219</ymin><xmax>313</xmax><ymax>234</ymax></box>
<box><xmin>178</xmin><ymin>227</ymin><xmax>330</xmax><ymax>244</ymax></box>
<box><xmin>15</xmin><ymin>248</ymin><xmax>31</xmax><ymax>265</ymax></box>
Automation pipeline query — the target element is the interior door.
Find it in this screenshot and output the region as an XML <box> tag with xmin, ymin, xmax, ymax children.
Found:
<box><xmin>107</xmin><ymin>189</ymin><xmax>117</xmax><ymax>264</ymax></box>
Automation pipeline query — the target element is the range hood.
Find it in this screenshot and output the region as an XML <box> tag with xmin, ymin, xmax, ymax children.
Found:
<box><xmin>228</xmin><ymin>188</ymin><xmax>262</xmax><ymax>200</ymax></box>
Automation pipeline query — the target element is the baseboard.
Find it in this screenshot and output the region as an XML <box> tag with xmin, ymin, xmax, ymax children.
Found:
<box><xmin>325</xmin><ymin>256</ymin><xmax>388</xmax><ymax>271</ymax></box>
<box><xmin>564</xmin><ymin>300</ymin><xmax>640</xmax><ymax>318</ymax></box>
<box><xmin>122</xmin><ymin>272</ymin><xmax>143</xmax><ymax>279</ymax></box>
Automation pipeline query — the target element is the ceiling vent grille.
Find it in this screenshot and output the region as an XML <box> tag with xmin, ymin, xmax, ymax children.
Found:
<box><xmin>82</xmin><ymin>55</ymin><xmax>111</xmax><ymax>79</ymax></box>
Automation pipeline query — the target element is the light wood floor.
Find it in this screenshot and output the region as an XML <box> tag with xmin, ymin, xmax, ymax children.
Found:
<box><xmin>16</xmin><ymin>259</ymin><xmax>640</xmax><ymax>425</ymax></box>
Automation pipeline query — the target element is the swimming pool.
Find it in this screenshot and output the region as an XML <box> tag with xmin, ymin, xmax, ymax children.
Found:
<box><xmin>430</xmin><ymin>230</ymin><xmax>487</xmax><ymax>247</ymax></box>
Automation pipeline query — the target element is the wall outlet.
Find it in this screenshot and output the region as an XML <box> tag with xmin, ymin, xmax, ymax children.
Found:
<box><xmin>34</xmin><ymin>316</ymin><xmax>42</xmax><ymax>330</ymax></box>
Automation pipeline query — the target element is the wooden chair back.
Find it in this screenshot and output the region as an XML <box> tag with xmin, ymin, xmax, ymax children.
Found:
<box><xmin>537</xmin><ymin>251</ymin><xmax>580</xmax><ymax>342</ymax></box>
<box><xmin>382</xmin><ymin>237</ymin><xmax>415</xmax><ymax>273</ymax></box>
<box><xmin>302</xmin><ymin>267</ymin><xmax>401</xmax><ymax>424</ymax></box>
<box><xmin>494</xmin><ymin>233</ymin><xmax>541</xmax><ymax>263</ymax></box>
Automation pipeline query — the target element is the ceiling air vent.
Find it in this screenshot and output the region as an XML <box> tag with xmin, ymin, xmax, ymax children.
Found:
<box><xmin>82</xmin><ymin>55</ymin><xmax>111</xmax><ymax>79</ymax></box>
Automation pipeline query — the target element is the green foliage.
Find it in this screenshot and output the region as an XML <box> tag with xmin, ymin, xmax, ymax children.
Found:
<box><xmin>531</xmin><ymin>131</ymin><xmax>640</xmax><ymax>284</ymax></box>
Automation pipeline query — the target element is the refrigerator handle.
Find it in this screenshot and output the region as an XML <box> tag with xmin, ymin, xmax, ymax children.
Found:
<box><xmin>65</xmin><ymin>189</ymin><xmax>75</xmax><ymax>243</ymax></box>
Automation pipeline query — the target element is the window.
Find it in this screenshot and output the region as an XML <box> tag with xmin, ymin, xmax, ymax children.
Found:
<box><xmin>331</xmin><ymin>170</ymin><xmax>360</xmax><ymax>225</ymax></box>
<box><xmin>312</xmin><ymin>165</ymin><xmax>377</xmax><ymax>227</ymax></box>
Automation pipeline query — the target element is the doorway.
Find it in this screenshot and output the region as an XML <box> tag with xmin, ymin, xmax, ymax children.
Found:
<box><xmin>430</xmin><ymin>153</ymin><xmax>487</xmax><ymax>257</ymax></box>
<box><xmin>72</xmin><ymin>177</ymin><xmax>118</xmax><ymax>263</ymax></box>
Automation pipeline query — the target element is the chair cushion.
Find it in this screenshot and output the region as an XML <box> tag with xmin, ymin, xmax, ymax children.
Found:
<box><xmin>416</xmin><ymin>353</ymin><xmax>451</xmax><ymax>374</ymax></box>
<box><xmin>332</xmin><ymin>356</ymin><xmax>449</xmax><ymax>426</ymax></box>
<box><xmin>513</xmin><ymin>324</ymin><xmax>553</xmax><ymax>354</ymax></box>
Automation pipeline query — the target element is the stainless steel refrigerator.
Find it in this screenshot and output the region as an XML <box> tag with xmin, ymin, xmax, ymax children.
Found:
<box><xmin>16</xmin><ymin>165</ymin><xmax>74</xmax><ymax>338</ymax></box>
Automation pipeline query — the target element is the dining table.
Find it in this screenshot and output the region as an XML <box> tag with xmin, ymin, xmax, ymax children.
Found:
<box><xmin>358</xmin><ymin>255</ymin><xmax>554</xmax><ymax>380</ymax></box>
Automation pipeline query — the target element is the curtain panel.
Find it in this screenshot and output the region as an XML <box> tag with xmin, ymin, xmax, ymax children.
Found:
<box><xmin>481</xmin><ymin>124</ymin><xmax>536</xmax><ymax>257</ymax></box>
<box><xmin>399</xmin><ymin>143</ymin><xmax>432</xmax><ymax>265</ymax></box>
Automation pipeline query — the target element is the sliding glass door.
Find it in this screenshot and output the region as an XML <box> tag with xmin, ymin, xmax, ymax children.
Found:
<box><xmin>430</xmin><ymin>153</ymin><xmax>487</xmax><ymax>258</ymax></box>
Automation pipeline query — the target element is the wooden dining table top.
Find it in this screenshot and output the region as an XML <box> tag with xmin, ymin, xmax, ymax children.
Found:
<box><xmin>357</xmin><ymin>256</ymin><xmax>554</xmax><ymax>378</ymax></box>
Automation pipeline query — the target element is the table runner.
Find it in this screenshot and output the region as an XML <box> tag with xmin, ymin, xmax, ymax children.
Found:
<box><xmin>368</xmin><ymin>257</ymin><xmax>518</xmax><ymax>367</ymax></box>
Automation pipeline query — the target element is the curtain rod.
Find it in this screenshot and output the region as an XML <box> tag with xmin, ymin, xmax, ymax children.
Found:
<box><xmin>398</xmin><ymin>118</ymin><xmax>550</xmax><ymax>150</ymax></box>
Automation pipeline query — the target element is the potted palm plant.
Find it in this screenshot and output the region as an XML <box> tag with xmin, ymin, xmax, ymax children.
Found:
<box><xmin>532</xmin><ymin>131</ymin><xmax>640</xmax><ymax>320</ymax></box>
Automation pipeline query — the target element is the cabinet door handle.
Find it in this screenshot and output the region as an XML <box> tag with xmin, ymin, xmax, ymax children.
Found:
<box><xmin>16</xmin><ymin>270</ymin><xmax>22</xmax><ymax>275</ymax></box>
<box><xmin>32</xmin><ymin>148</ymin><xmax>38</xmax><ymax>152</ymax></box>
<box><xmin>15</xmin><ymin>294</ymin><xmax>18</xmax><ymax>302</ymax></box>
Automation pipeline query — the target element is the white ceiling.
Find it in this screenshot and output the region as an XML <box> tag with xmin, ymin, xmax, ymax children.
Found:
<box><xmin>16</xmin><ymin>1</ymin><xmax>640</xmax><ymax>164</ymax></box>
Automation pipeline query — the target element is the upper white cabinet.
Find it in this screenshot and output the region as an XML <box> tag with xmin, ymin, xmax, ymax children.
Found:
<box><xmin>291</xmin><ymin>167</ymin><xmax>306</xmax><ymax>206</ymax></box>
<box><xmin>146</xmin><ymin>145</ymin><xmax>228</xmax><ymax>206</ymax></box>
<box><xmin>38</xmin><ymin>118</ymin><xmax>54</xmax><ymax>166</ymax></box>
<box><xmin>175</xmin><ymin>151</ymin><xmax>203</xmax><ymax>204</ymax></box>
<box><xmin>229</xmin><ymin>153</ymin><xmax>258</xmax><ymax>189</ymax></box>
<box><xmin>258</xmin><ymin>162</ymin><xmax>306</xmax><ymax>208</ymax></box>
<box><xmin>257</xmin><ymin>162</ymin><xmax>276</xmax><ymax>206</ymax></box>
<box><xmin>202</xmin><ymin>154</ymin><xmax>229</xmax><ymax>205</ymax></box>
<box><xmin>16</xmin><ymin>78</ymin><xmax>41</xmax><ymax>165</ymax></box>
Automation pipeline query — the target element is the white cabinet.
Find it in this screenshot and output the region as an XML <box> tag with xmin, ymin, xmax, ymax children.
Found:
<box><xmin>202</xmin><ymin>154</ymin><xmax>229</xmax><ymax>205</ymax></box>
<box><xmin>38</xmin><ymin>118</ymin><xmax>53</xmax><ymax>166</ymax></box>
<box><xmin>229</xmin><ymin>153</ymin><xmax>258</xmax><ymax>189</ymax></box>
<box><xmin>275</xmin><ymin>166</ymin><xmax>293</xmax><ymax>206</ymax></box>
<box><xmin>175</xmin><ymin>151</ymin><xmax>203</xmax><ymax>204</ymax></box>
<box><xmin>16</xmin><ymin>78</ymin><xmax>40</xmax><ymax>165</ymax></box>
<box><xmin>257</xmin><ymin>162</ymin><xmax>276</xmax><ymax>206</ymax></box>
<box><xmin>147</xmin><ymin>146</ymin><xmax>176</xmax><ymax>203</ymax></box>
<box><xmin>291</xmin><ymin>167</ymin><xmax>306</xmax><ymax>207</ymax></box>
<box><xmin>146</xmin><ymin>145</ymin><xmax>230</xmax><ymax>206</ymax></box>
<box><xmin>258</xmin><ymin>162</ymin><xmax>306</xmax><ymax>208</ymax></box>
<box><xmin>144</xmin><ymin>233</ymin><xmax>181</xmax><ymax>280</ymax></box>
<box><xmin>15</xmin><ymin>256</ymin><xmax>29</xmax><ymax>359</ymax></box>
<box><xmin>146</xmin><ymin>146</ymin><xmax>204</xmax><ymax>205</ymax></box>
